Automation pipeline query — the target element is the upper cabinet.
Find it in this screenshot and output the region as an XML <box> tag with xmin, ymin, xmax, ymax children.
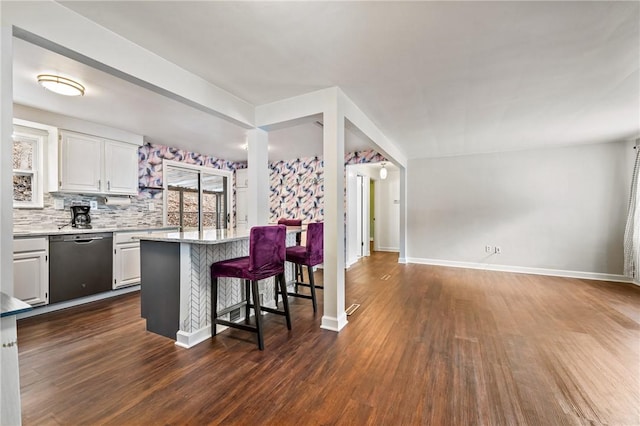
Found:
<box><xmin>235</xmin><ymin>168</ymin><xmax>248</xmax><ymax>188</ymax></box>
<box><xmin>56</xmin><ymin>130</ymin><xmax>139</xmax><ymax>195</ymax></box>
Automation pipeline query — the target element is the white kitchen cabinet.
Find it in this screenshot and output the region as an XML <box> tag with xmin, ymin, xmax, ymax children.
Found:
<box><xmin>59</xmin><ymin>131</ymin><xmax>103</xmax><ymax>193</ymax></box>
<box><xmin>235</xmin><ymin>168</ymin><xmax>248</xmax><ymax>188</ymax></box>
<box><xmin>235</xmin><ymin>168</ymin><xmax>248</xmax><ymax>230</ymax></box>
<box><xmin>13</xmin><ymin>238</ymin><xmax>49</xmax><ymax>306</ymax></box>
<box><xmin>113</xmin><ymin>230</ymin><xmax>179</xmax><ymax>289</ymax></box>
<box><xmin>104</xmin><ymin>140</ymin><xmax>139</xmax><ymax>195</ymax></box>
<box><xmin>113</xmin><ymin>232</ymin><xmax>142</xmax><ymax>289</ymax></box>
<box><xmin>57</xmin><ymin>130</ymin><xmax>139</xmax><ymax>195</ymax></box>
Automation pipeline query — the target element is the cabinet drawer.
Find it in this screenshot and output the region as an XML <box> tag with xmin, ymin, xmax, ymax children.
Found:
<box><xmin>13</xmin><ymin>237</ymin><xmax>48</xmax><ymax>253</ymax></box>
<box><xmin>114</xmin><ymin>232</ymin><xmax>142</xmax><ymax>244</ymax></box>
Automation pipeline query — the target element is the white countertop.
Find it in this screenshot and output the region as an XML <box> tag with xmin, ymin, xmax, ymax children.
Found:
<box><xmin>13</xmin><ymin>226</ymin><xmax>179</xmax><ymax>238</ymax></box>
<box><xmin>137</xmin><ymin>226</ymin><xmax>303</xmax><ymax>245</ymax></box>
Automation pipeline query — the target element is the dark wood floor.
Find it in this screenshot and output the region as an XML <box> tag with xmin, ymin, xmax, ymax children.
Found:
<box><xmin>17</xmin><ymin>251</ymin><xmax>640</xmax><ymax>425</ymax></box>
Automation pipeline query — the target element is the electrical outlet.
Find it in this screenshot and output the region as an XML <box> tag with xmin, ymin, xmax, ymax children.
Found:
<box><xmin>485</xmin><ymin>245</ymin><xmax>493</xmax><ymax>253</ymax></box>
<box><xmin>54</xmin><ymin>199</ymin><xmax>64</xmax><ymax>210</ymax></box>
<box><xmin>148</xmin><ymin>202</ymin><xmax>155</xmax><ymax>211</ymax></box>
<box><xmin>494</xmin><ymin>246</ymin><xmax>501</xmax><ymax>254</ymax></box>
<box><xmin>89</xmin><ymin>200</ymin><xmax>98</xmax><ymax>210</ymax></box>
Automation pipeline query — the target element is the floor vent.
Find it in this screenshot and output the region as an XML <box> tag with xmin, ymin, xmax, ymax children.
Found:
<box><xmin>345</xmin><ymin>304</ymin><xmax>361</xmax><ymax>316</ymax></box>
<box><xmin>229</xmin><ymin>308</ymin><xmax>241</xmax><ymax>322</ymax></box>
<box><xmin>380</xmin><ymin>274</ymin><xmax>391</xmax><ymax>281</ymax></box>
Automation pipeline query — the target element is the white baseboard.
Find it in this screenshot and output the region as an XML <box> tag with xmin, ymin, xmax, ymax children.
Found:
<box><xmin>176</xmin><ymin>325</ymin><xmax>212</xmax><ymax>349</ymax></box>
<box><xmin>16</xmin><ymin>285</ymin><xmax>141</xmax><ymax>320</ymax></box>
<box><xmin>376</xmin><ymin>247</ymin><xmax>399</xmax><ymax>253</ymax></box>
<box><xmin>398</xmin><ymin>257</ymin><xmax>407</xmax><ymax>264</ymax></box>
<box><xmin>405</xmin><ymin>257</ymin><xmax>633</xmax><ymax>283</ymax></box>
<box><xmin>321</xmin><ymin>313</ymin><xmax>348</xmax><ymax>332</ymax></box>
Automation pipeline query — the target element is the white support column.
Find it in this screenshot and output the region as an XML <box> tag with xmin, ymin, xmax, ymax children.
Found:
<box><xmin>0</xmin><ymin>23</ymin><xmax>21</xmax><ymax>426</ymax></box>
<box><xmin>1</xmin><ymin>18</ymin><xmax>14</xmax><ymax>296</ymax></box>
<box><xmin>321</xmin><ymin>89</ymin><xmax>348</xmax><ymax>332</ymax></box>
<box><xmin>246</xmin><ymin>128</ymin><xmax>269</xmax><ymax>226</ymax></box>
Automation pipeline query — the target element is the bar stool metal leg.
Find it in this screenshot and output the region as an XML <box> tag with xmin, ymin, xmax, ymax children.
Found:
<box><xmin>251</xmin><ymin>280</ymin><xmax>264</xmax><ymax>350</ymax></box>
<box><xmin>278</xmin><ymin>273</ymin><xmax>292</xmax><ymax>330</ymax></box>
<box><xmin>244</xmin><ymin>279</ymin><xmax>251</xmax><ymax>324</ymax></box>
<box><xmin>307</xmin><ymin>265</ymin><xmax>317</xmax><ymax>313</ymax></box>
<box><xmin>211</xmin><ymin>277</ymin><xmax>218</xmax><ymax>337</ymax></box>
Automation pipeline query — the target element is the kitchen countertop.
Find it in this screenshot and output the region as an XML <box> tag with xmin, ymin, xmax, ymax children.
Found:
<box><xmin>137</xmin><ymin>226</ymin><xmax>303</xmax><ymax>245</ymax></box>
<box><xmin>13</xmin><ymin>226</ymin><xmax>179</xmax><ymax>238</ymax></box>
<box><xmin>1</xmin><ymin>292</ymin><xmax>31</xmax><ymax>318</ymax></box>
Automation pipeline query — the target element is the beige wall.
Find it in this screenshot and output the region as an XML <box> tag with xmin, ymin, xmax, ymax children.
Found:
<box><xmin>406</xmin><ymin>140</ymin><xmax>633</xmax><ymax>276</ymax></box>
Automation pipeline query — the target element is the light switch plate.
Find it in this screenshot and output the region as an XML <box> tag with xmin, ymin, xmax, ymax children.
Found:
<box><xmin>54</xmin><ymin>199</ymin><xmax>64</xmax><ymax>210</ymax></box>
<box><xmin>148</xmin><ymin>202</ymin><xmax>155</xmax><ymax>211</ymax></box>
<box><xmin>90</xmin><ymin>200</ymin><xmax>98</xmax><ymax>210</ymax></box>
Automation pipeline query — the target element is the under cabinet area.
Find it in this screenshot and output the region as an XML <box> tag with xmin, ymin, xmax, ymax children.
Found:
<box><xmin>56</xmin><ymin>130</ymin><xmax>139</xmax><ymax>195</ymax></box>
<box><xmin>13</xmin><ymin>237</ymin><xmax>49</xmax><ymax>306</ymax></box>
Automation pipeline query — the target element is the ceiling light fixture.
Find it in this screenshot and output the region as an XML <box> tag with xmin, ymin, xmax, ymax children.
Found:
<box><xmin>379</xmin><ymin>163</ymin><xmax>388</xmax><ymax>180</ymax></box>
<box><xmin>37</xmin><ymin>74</ymin><xmax>85</xmax><ymax>96</ymax></box>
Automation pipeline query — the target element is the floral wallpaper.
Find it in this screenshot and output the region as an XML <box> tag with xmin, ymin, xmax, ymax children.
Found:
<box><xmin>137</xmin><ymin>143</ymin><xmax>387</xmax><ymax>226</ymax></box>
<box><xmin>138</xmin><ymin>143</ymin><xmax>244</xmax><ymax>199</ymax></box>
<box><xmin>268</xmin><ymin>149</ymin><xmax>387</xmax><ymax>223</ymax></box>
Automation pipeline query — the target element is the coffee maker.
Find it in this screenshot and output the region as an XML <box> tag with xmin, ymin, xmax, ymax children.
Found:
<box><xmin>71</xmin><ymin>205</ymin><xmax>92</xmax><ymax>229</ymax></box>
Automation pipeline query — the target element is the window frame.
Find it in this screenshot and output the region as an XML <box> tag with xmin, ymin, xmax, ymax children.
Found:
<box><xmin>12</xmin><ymin>124</ymin><xmax>46</xmax><ymax>209</ymax></box>
<box><xmin>162</xmin><ymin>160</ymin><xmax>232</xmax><ymax>232</ymax></box>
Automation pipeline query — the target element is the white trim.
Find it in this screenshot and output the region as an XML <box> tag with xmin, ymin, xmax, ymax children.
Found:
<box><xmin>377</xmin><ymin>247</ymin><xmax>399</xmax><ymax>253</ymax></box>
<box><xmin>16</xmin><ymin>285</ymin><xmax>140</xmax><ymax>319</ymax></box>
<box><xmin>321</xmin><ymin>313</ymin><xmax>348</xmax><ymax>332</ymax></box>
<box><xmin>398</xmin><ymin>257</ymin><xmax>407</xmax><ymax>264</ymax></box>
<box><xmin>162</xmin><ymin>159</ymin><xmax>233</xmax><ymax>230</ymax></box>
<box><xmin>175</xmin><ymin>325</ymin><xmax>211</xmax><ymax>349</ymax></box>
<box><xmin>406</xmin><ymin>257</ymin><xmax>633</xmax><ymax>283</ymax></box>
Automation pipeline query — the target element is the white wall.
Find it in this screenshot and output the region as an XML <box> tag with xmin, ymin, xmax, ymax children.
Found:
<box><xmin>375</xmin><ymin>169</ymin><xmax>400</xmax><ymax>252</ymax></box>
<box><xmin>406</xmin><ymin>141</ymin><xmax>633</xmax><ymax>277</ymax></box>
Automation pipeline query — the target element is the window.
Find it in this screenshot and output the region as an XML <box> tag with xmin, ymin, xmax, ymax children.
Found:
<box><xmin>164</xmin><ymin>161</ymin><xmax>230</xmax><ymax>232</ymax></box>
<box><xmin>12</xmin><ymin>125</ymin><xmax>46</xmax><ymax>208</ymax></box>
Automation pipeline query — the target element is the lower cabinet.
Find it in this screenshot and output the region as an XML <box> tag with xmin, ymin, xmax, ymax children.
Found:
<box><xmin>113</xmin><ymin>232</ymin><xmax>141</xmax><ymax>289</ymax></box>
<box><xmin>113</xmin><ymin>230</ymin><xmax>178</xmax><ymax>289</ymax></box>
<box><xmin>13</xmin><ymin>237</ymin><xmax>49</xmax><ymax>306</ymax></box>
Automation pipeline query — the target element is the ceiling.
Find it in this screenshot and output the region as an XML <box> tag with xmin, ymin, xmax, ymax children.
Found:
<box><xmin>16</xmin><ymin>1</ymin><xmax>640</xmax><ymax>162</ymax></box>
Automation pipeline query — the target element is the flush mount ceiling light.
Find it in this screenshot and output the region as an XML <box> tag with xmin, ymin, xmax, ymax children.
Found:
<box><xmin>37</xmin><ymin>74</ymin><xmax>85</xmax><ymax>96</ymax></box>
<box><xmin>379</xmin><ymin>163</ymin><xmax>388</xmax><ymax>180</ymax></box>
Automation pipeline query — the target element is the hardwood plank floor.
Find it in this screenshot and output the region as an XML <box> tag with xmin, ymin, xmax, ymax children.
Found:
<box><xmin>17</xmin><ymin>252</ymin><xmax>640</xmax><ymax>425</ymax></box>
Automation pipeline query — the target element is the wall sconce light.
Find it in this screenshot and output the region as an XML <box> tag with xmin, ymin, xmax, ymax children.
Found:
<box><xmin>37</xmin><ymin>74</ymin><xmax>85</xmax><ymax>96</ymax></box>
<box><xmin>379</xmin><ymin>163</ymin><xmax>388</xmax><ymax>180</ymax></box>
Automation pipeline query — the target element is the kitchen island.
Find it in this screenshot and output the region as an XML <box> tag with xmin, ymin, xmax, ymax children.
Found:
<box><xmin>138</xmin><ymin>227</ymin><xmax>301</xmax><ymax>348</ymax></box>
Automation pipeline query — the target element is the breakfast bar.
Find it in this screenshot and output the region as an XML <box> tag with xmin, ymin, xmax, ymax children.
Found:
<box><xmin>138</xmin><ymin>227</ymin><xmax>300</xmax><ymax>348</ymax></box>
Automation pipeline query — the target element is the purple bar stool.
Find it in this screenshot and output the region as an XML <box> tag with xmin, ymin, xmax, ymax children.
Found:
<box><xmin>277</xmin><ymin>222</ymin><xmax>324</xmax><ymax>313</ymax></box>
<box><xmin>210</xmin><ymin>225</ymin><xmax>291</xmax><ymax>350</ymax></box>
<box><xmin>277</xmin><ymin>218</ymin><xmax>303</xmax><ymax>281</ymax></box>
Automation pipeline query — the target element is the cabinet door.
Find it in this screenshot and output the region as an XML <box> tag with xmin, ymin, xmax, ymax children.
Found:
<box><xmin>13</xmin><ymin>250</ymin><xmax>48</xmax><ymax>306</ymax></box>
<box><xmin>235</xmin><ymin>168</ymin><xmax>248</xmax><ymax>188</ymax></box>
<box><xmin>114</xmin><ymin>242</ymin><xmax>141</xmax><ymax>288</ymax></box>
<box><xmin>236</xmin><ymin>186</ymin><xmax>248</xmax><ymax>230</ymax></box>
<box><xmin>104</xmin><ymin>140</ymin><xmax>139</xmax><ymax>195</ymax></box>
<box><xmin>59</xmin><ymin>131</ymin><xmax>103</xmax><ymax>193</ymax></box>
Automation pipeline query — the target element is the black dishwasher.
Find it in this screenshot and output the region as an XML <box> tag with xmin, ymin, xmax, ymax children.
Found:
<box><xmin>49</xmin><ymin>233</ymin><xmax>113</xmax><ymax>303</ymax></box>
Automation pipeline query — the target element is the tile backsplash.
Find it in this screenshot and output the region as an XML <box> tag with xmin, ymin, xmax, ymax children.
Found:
<box><xmin>13</xmin><ymin>192</ymin><xmax>163</xmax><ymax>230</ymax></box>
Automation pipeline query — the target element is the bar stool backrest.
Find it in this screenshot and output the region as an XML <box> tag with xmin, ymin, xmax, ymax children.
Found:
<box><xmin>305</xmin><ymin>222</ymin><xmax>324</xmax><ymax>267</ymax></box>
<box><xmin>277</xmin><ymin>218</ymin><xmax>302</xmax><ymax>227</ymax></box>
<box><xmin>278</xmin><ymin>218</ymin><xmax>303</xmax><ymax>244</ymax></box>
<box><xmin>249</xmin><ymin>225</ymin><xmax>286</xmax><ymax>278</ymax></box>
